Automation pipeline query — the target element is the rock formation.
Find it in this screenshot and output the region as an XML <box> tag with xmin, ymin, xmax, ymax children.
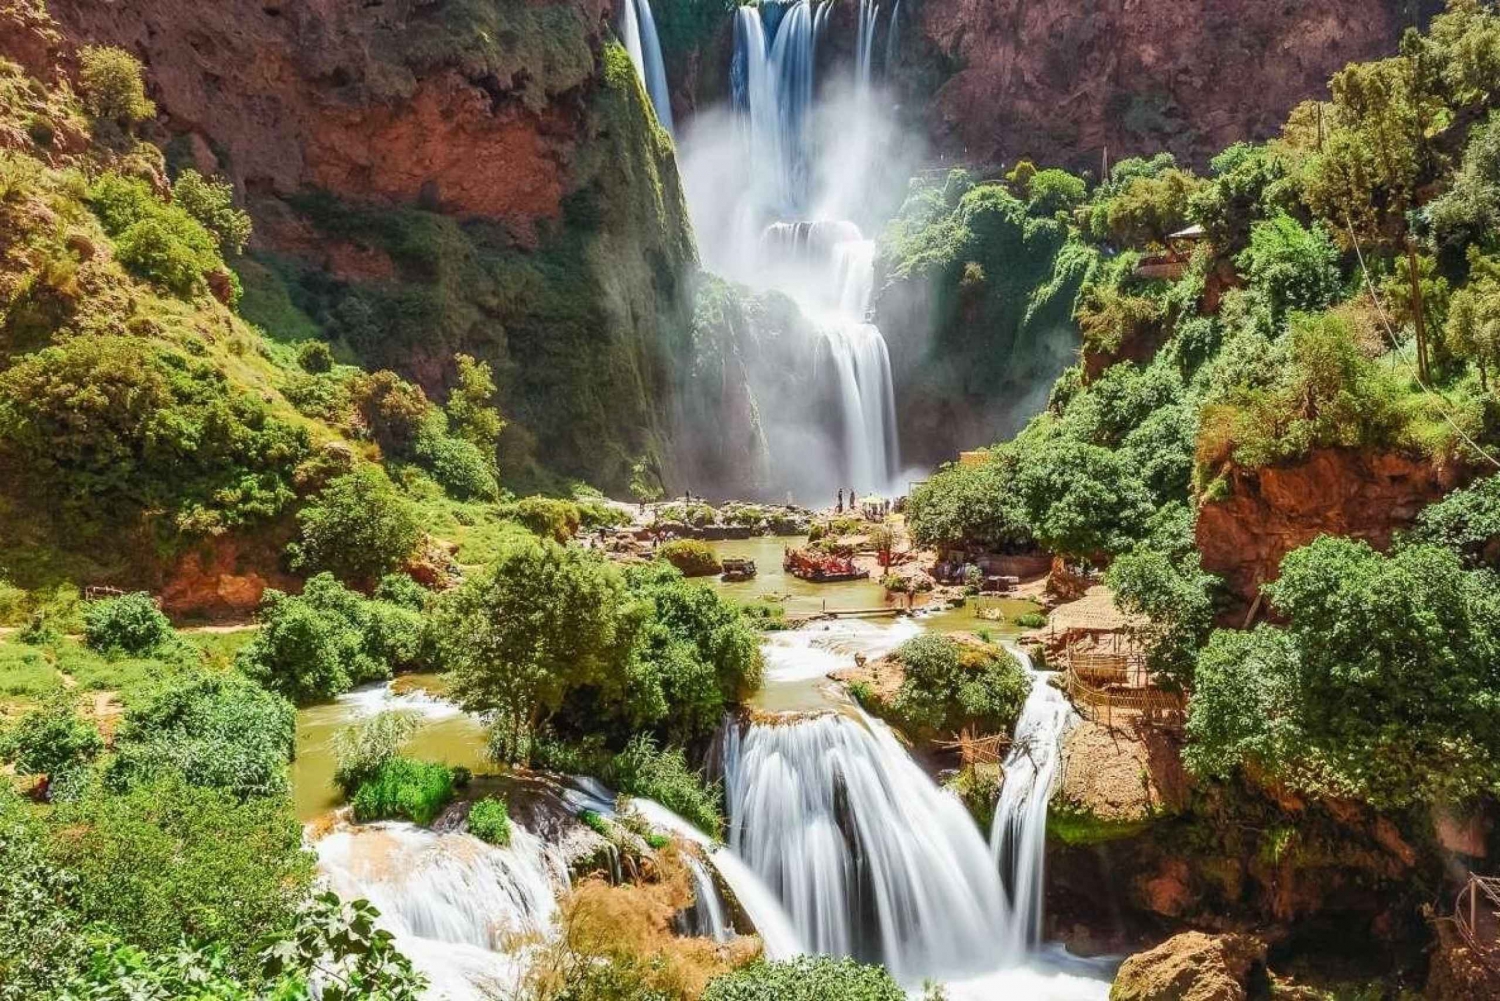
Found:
<box><xmin>1110</xmin><ymin>931</ymin><xmax>1266</xmax><ymax>1001</ymax></box>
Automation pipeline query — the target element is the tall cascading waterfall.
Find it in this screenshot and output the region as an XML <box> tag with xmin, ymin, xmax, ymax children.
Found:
<box><xmin>721</xmin><ymin>708</ymin><xmax>1008</xmax><ymax>984</ymax></box>
<box><xmin>990</xmin><ymin>649</ymin><xmax>1078</xmax><ymax>964</ymax></box>
<box><xmin>317</xmin><ymin>821</ymin><xmax>567</xmax><ymax>1001</ymax></box>
<box><xmin>715</xmin><ymin>0</ymin><xmax>900</xmax><ymax>498</ymax></box>
<box><xmin>619</xmin><ymin>0</ymin><xmax>675</xmax><ymax>135</ymax></box>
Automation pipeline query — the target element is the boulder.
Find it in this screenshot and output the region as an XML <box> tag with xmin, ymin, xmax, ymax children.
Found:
<box><xmin>1110</xmin><ymin>931</ymin><xmax>1267</xmax><ymax>1001</ymax></box>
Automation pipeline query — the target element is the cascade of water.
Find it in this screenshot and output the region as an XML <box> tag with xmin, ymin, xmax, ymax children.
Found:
<box><xmin>722</xmin><ymin>709</ymin><xmax>1007</xmax><ymax>984</ymax></box>
<box><xmin>619</xmin><ymin>0</ymin><xmax>675</xmax><ymax>135</ymax></box>
<box><xmin>316</xmin><ymin>821</ymin><xmax>567</xmax><ymax>1000</ymax></box>
<box><xmin>855</xmin><ymin>0</ymin><xmax>880</xmax><ymax>89</ymax></box>
<box><xmin>990</xmin><ymin>649</ymin><xmax>1078</xmax><ymax>964</ymax></box>
<box><xmin>884</xmin><ymin>0</ymin><xmax>902</xmax><ymax>74</ymax></box>
<box><xmin>679</xmin><ymin>854</ymin><xmax>732</xmax><ymax>942</ymax></box>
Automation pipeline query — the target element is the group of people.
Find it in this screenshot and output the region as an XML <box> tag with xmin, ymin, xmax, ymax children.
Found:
<box><xmin>835</xmin><ymin>489</ymin><xmax>893</xmax><ymax>519</ymax></box>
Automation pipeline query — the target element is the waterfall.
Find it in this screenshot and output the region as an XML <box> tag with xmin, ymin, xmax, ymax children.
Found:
<box><xmin>722</xmin><ymin>709</ymin><xmax>1007</xmax><ymax>984</ymax></box>
<box><xmin>619</xmin><ymin>0</ymin><xmax>675</xmax><ymax>135</ymax></box>
<box><xmin>680</xmin><ymin>854</ymin><xmax>732</xmax><ymax>942</ymax></box>
<box><xmin>855</xmin><ymin>0</ymin><xmax>880</xmax><ymax>88</ymax></box>
<box><xmin>990</xmin><ymin>650</ymin><xmax>1078</xmax><ymax>964</ymax></box>
<box><xmin>884</xmin><ymin>0</ymin><xmax>902</xmax><ymax>74</ymax></box>
<box><xmin>316</xmin><ymin>821</ymin><xmax>567</xmax><ymax>1000</ymax></box>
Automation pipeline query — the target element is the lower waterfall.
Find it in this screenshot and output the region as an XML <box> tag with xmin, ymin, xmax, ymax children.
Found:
<box><xmin>722</xmin><ymin>709</ymin><xmax>1007</xmax><ymax>984</ymax></box>
<box><xmin>991</xmin><ymin>649</ymin><xmax>1078</xmax><ymax>964</ymax></box>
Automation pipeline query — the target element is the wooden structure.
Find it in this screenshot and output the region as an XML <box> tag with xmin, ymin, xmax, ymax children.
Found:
<box><xmin>1063</xmin><ymin>644</ymin><xmax>1186</xmax><ymax>729</ymax></box>
<box><xmin>1454</xmin><ymin>873</ymin><xmax>1500</xmax><ymax>979</ymax></box>
<box><xmin>935</xmin><ymin>728</ymin><xmax>1010</xmax><ymax>766</ymax></box>
<box><xmin>83</xmin><ymin>585</ymin><xmax>127</xmax><ymax>601</ymax></box>
<box><xmin>1134</xmin><ymin>224</ymin><xmax>1205</xmax><ymax>281</ymax></box>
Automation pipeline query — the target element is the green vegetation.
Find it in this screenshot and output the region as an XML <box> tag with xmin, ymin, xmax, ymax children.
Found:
<box><xmin>603</xmin><ymin>735</ymin><xmax>723</xmax><ymax>838</ymax></box>
<box><xmin>657</xmin><ymin>538</ymin><xmax>722</xmax><ymax>577</ymax></box>
<box><xmin>870</xmin><ymin>634</ymin><xmax>1031</xmax><ymax>741</ymax></box>
<box><xmin>702</xmin><ymin>956</ymin><xmax>906</xmax><ymax>1001</ymax></box>
<box><xmin>467</xmin><ymin>796</ymin><xmax>512</xmax><ymax>846</ymax></box>
<box><xmin>77</xmin><ymin>45</ymin><xmax>156</xmax><ymax>125</ymax></box>
<box><xmin>349</xmin><ymin>756</ymin><xmax>457</xmax><ymax>826</ymax></box>
<box><xmin>0</xmin><ymin>694</ymin><xmax>103</xmax><ymax>796</ymax></box>
<box><xmin>288</xmin><ymin>467</ymin><xmax>423</xmax><ymax>586</ymax></box>
<box><xmin>82</xmin><ymin>592</ymin><xmax>172</xmax><ymax>655</ymax></box>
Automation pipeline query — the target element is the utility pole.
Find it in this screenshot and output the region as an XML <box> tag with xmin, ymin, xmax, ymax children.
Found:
<box><xmin>1406</xmin><ymin>240</ymin><xmax>1430</xmax><ymax>385</ymax></box>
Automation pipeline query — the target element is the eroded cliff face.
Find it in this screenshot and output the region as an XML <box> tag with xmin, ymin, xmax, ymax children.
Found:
<box><xmin>914</xmin><ymin>0</ymin><xmax>1413</xmax><ymax>169</ymax></box>
<box><xmin>1196</xmin><ymin>449</ymin><xmax>1463</xmax><ymax>610</ymax></box>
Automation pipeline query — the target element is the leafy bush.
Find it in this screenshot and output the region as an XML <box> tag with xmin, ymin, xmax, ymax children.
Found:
<box><xmin>296</xmin><ymin>340</ymin><xmax>335</xmax><ymax>374</ymax></box>
<box><xmin>1405</xmin><ymin>473</ymin><xmax>1500</xmax><ymax>568</ymax></box>
<box><xmin>332</xmin><ymin>710</ymin><xmax>420</xmax><ymax>796</ymax></box>
<box><xmin>467</xmin><ymin>797</ymin><xmax>512</xmax><ymax>846</ymax></box>
<box><xmin>615</xmin><ymin>562</ymin><xmax>762</xmax><ymax>744</ymax></box>
<box><xmin>1105</xmin><ymin>546</ymin><xmax>1216</xmax><ymax>689</ymax></box>
<box><xmin>512</xmin><ymin>495</ymin><xmax>583</xmax><ymax>542</ymax></box>
<box><xmin>106</xmin><ymin>672</ymin><xmax>296</xmax><ymax>798</ymax></box>
<box><xmin>603</xmin><ymin>734</ymin><xmax>723</xmax><ymax>837</ymax></box>
<box><xmin>78</xmin><ymin>46</ymin><xmax>155</xmax><ymax>124</ymax></box>
<box><xmin>237</xmin><ymin>573</ymin><xmax>429</xmax><ymax>705</ymax></box>
<box><xmin>1186</xmin><ymin>538</ymin><xmax>1500</xmax><ymax>807</ymax></box>
<box><xmin>171</xmin><ymin>169</ymin><xmax>252</xmax><ymax>255</ymax></box>
<box><xmin>87</xmin><ymin>173</ymin><xmax>228</xmax><ymax>300</ymax></box>
<box><xmin>1012</xmin><ymin>431</ymin><xmax>1153</xmax><ymax>559</ymax></box>
<box><xmin>702</xmin><ymin>956</ymin><xmax>905</xmax><ymax>1001</ymax></box>
<box><xmin>288</xmin><ymin>466</ymin><xmax>422</xmax><ymax>586</ymax></box>
<box><xmin>906</xmin><ymin>454</ymin><xmax>1031</xmax><ymax>551</ymax></box>
<box><xmin>0</xmin><ymin>696</ymin><xmax>103</xmax><ymax>796</ymax></box>
<box><xmin>413</xmin><ymin>410</ymin><xmax>499</xmax><ymax>500</ymax></box>
<box><xmin>656</xmin><ymin>538</ymin><xmax>721</xmax><ymax>577</ymax></box>
<box><xmin>887</xmin><ymin>634</ymin><xmax>1031</xmax><ymax>739</ymax></box>
<box><xmin>374</xmin><ymin>572</ymin><xmax>430</xmax><ymax>611</ymax></box>
<box><xmin>1235</xmin><ymin>213</ymin><xmax>1343</xmax><ymax>323</ymax></box>
<box><xmin>350</xmin><ymin>756</ymin><xmax>456</xmax><ymax>826</ymax></box>
<box><xmin>445</xmin><ymin>353</ymin><xmax>505</xmax><ymax>455</ymax></box>
<box><xmin>47</xmin><ymin>775</ymin><xmax>313</xmax><ymax>976</ymax></box>
<box><xmin>82</xmin><ymin>592</ymin><xmax>172</xmax><ymax>655</ymax></box>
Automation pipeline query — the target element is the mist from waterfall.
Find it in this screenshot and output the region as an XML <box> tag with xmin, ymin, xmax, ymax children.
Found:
<box><xmin>681</xmin><ymin>0</ymin><xmax>920</xmax><ymax>502</ymax></box>
<box><xmin>619</xmin><ymin>0</ymin><xmax>675</xmax><ymax>135</ymax></box>
<box><xmin>991</xmin><ymin>649</ymin><xmax>1078</xmax><ymax>964</ymax></box>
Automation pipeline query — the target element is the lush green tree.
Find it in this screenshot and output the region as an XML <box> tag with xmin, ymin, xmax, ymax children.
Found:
<box><xmin>88</xmin><ymin>173</ymin><xmax>229</xmax><ymax>300</ymax></box>
<box><xmin>106</xmin><ymin>672</ymin><xmax>296</xmax><ymax>798</ymax></box>
<box><xmin>1234</xmin><ymin>213</ymin><xmax>1343</xmax><ymax>323</ymax></box>
<box><xmin>413</xmin><ymin>410</ymin><xmax>500</xmax><ymax>500</ymax></box>
<box><xmin>348</xmin><ymin>370</ymin><xmax>431</xmax><ymax>458</ymax></box>
<box><xmin>1026</xmin><ymin>168</ymin><xmax>1087</xmax><ymax>217</ymax></box>
<box><xmin>445</xmin><ymin>353</ymin><xmax>505</xmax><ymax>456</ymax></box>
<box><xmin>296</xmin><ymin>340</ymin><xmax>335</xmax><ymax>374</ymax></box>
<box><xmin>617</xmin><ymin>562</ymin><xmax>762</xmax><ymax>743</ymax></box>
<box><xmin>82</xmin><ymin>592</ymin><xmax>172</xmax><ymax>655</ymax></box>
<box><xmin>1105</xmin><ymin>547</ymin><xmax>1216</xmax><ymax>689</ymax></box>
<box><xmin>0</xmin><ymin>696</ymin><xmax>103</xmax><ymax>798</ymax></box>
<box><xmin>656</xmin><ymin>538</ymin><xmax>721</xmax><ymax>578</ymax></box>
<box><xmin>1103</xmin><ymin>168</ymin><xmax>1200</xmax><ymax>248</ymax></box>
<box><xmin>887</xmin><ymin>634</ymin><xmax>1031</xmax><ymax>739</ymax></box>
<box><xmin>905</xmin><ymin>452</ymin><xmax>1031</xmax><ymax>551</ymax></box>
<box><xmin>1444</xmin><ymin>251</ymin><xmax>1500</xmax><ymax>390</ymax></box>
<box><xmin>48</xmin><ymin>775</ymin><xmax>314</xmax><ymax>975</ymax></box>
<box><xmin>702</xmin><ymin>956</ymin><xmax>905</xmax><ymax>1001</ymax></box>
<box><xmin>1187</xmin><ymin>538</ymin><xmax>1500</xmax><ymax>807</ymax></box>
<box><xmin>288</xmin><ymin>466</ymin><xmax>421</xmax><ymax>585</ymax></box>
<box><xmin>1188</xmin><ymin>142</ymin><xmax>1295</xmax><ymax>248</ymax></box>
<box><xmin>437</xmin><ymin>539</ymin><xmax>637</xmax><ymax>761</ymax></box>
<box><xmin>512</xmin><ymin>495</ymin><xmax>584</xmax><ymax>542</ymax></box>
<box><xmin>78</xmin><ymin>46</ymin><xmax>155</xmax><ymax>124</ymax></box>
<box><xmin>1012</xmin><ymin>432</ymin><xmax>1153</xmax><ymax>559</ymax></box>
<box><xmin>1406</xmin><ymin>473</ymin><xmax>1500</xmax><ymax>568</ymax></box>
<box><xmin>1120</xmin><ymin>402</ymin><xmax>1196</xmax><ymax>504</ymax></box>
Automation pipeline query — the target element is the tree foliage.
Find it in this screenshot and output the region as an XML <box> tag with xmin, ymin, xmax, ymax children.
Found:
<box><xmin>288</xmin><ymin>466</ymin><xmax>422</xmax><ymax>586</ymax></box>
<box><xmin>887</xmin><ymin>634</ymin><xmax>1031</xmax><ymax>739</ymax></box>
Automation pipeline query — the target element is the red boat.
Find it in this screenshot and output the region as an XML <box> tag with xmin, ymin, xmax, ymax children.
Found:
<box><xmin>783</xmin><ymin>547</ymin><xmax>870</xmax><ymax>583</ymax></box>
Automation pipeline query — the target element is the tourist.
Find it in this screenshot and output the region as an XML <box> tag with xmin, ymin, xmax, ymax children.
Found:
<box><xmin>837</xmin><ymin>488</ymin><xmax>843</xmax><ymax>513</ymax></box>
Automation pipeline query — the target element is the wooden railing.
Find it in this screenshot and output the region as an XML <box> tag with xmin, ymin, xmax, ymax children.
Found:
<box><xmin>1455</xmin><ymin>874</ymin><xmax>1500</xmax><ymax>978</ymax></box>
<box><xmin>1063</xmin><ymin>664</ymin><xmax>1187</xmax><ymax>729</ymax></box>
<box><xmin>934</xmin><ymin>728</ymin><xmax>1010</xmax><ymax>766</ymax></box>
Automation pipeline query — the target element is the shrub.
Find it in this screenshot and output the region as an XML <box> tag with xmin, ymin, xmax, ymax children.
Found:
<box><xmin>78</xmin><ymin>46</ymin><xmax>156</xmax><ymax>124</ymax></box>
<box><xmin>1012</xmin><ymin>432</ymin><xmax>1153</xmax><ymax>559</ymax></box>
<box><xmin>512</xmin><ymin>495</ymin><xmax>583</xmax><ymax>542</ymax></box>
<box><xmin>1013</xmin><ymin>612</ymin><xmax>1048</xmax><ymax>629</ymax></box>
<box><xmin>413</xmin><ymin>411</ymin><xmax>499</xmax><ymax>500</ymax></box>
<box><xmin>604</xmin><ymin>734</ymin><xmax>723</xmax><ymax>837</ymax></box>
<box><xmin>445</xmin><ymin>353</ymin><xmax>505</xmax><ymax>455</ymax></box>
<box><xmin>289</xmin><ymin>466</ymin><xmax>422</xmax><ymax>586</ymax></box>
<box><xmin>170</xmin><ymin>169</ymin><xmax>251</xmax><ymax>255</ymax></box>
<box><xmin>906</xmin><ymin>455</ymin><xmax>1032</xmax><ymax>552</ymax></box>
<box><xmin>106</xmin><ymin>672</ymin><xmax>296</xmax><ymax>798</ymax></box>
<box><xmin>1235</xmin><ymin>213</ymin><xmax>1343</xmax><ymax>323</ymax></box>
<box><xmin>1105</xmin><ymin>546</ymin><xmax>1216</xmax><ymax>689</ymax></box>
<box><xmin>350</xmin><ymin>757</ymin><xmax>455</xmax><ymax>826</ymax></box>
<box><xmin>888</xmin><ymin>634</ymin><xmax>1031</xmax><ymax>739</ymax></box>
<box><xmin>47</xmin><ymin>775</ymin><xmax>312</xmax><ymax>978</ymax></box>
<box><xmin>82</xmin><ymin>593</ymin><xmax>171</xmax><ymax>655</ymax></box>
<box><xmin>332</xmin><ymin>710</ymin><xmax>420</xmax><ymax>796</ymax></box>
<box><xmin>0</xmin><ymin>696</ymin><xmax>103</xmax><ymax>796</ymax></box>
<box><xmin>296</xmin><ymin>340</ymin><xmax>335</xmax><ymax>374</ymax></box>
<box><xmin>702</xmin><ymin>956</ymin><xmax>905</xmax><ymax>1001</ymax></box>
<box><xmin>1406</xmin><ymin>473</ymin><xmax>1500</xmax><ymax>569</ymax></box>
<box><xmin>467</xmin><ymin>797</ymin><xmax>512</xmax><ymax>846</ymax></box>
<box><xmin>656</xmin><ymin>539</ymin><xmax>721</xmax><ymax>577</ymax></box>
<box><xmin>374</xmin><ymin>572</ymin><xmax>430</xmax><ymax>611</ymax></box>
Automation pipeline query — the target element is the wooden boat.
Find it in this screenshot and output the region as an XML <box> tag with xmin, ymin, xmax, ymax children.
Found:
<box><xmin>782</xmin><ymin>548</ymin><xmax>870</xmax><ymax>584</ymax></box>
<box><xmin>720</xmin><ymin>558</ymin><xmax>757</xmax><ymax>582</ymax></box>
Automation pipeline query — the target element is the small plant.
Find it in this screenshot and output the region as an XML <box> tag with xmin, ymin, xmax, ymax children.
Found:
<box><xmin>467</xmin><ymin>796</ymin><xmax>512</xmax><ymax>846</ymax></box>
<box><xmin>83</xmin><ymin>592</ymin><xmax>172</xmax><ymax>655</ymax></box>
<box><xmin>333</xmin><ymin>710</ymin><xmax>420</xmax><ymax>796</ymax></box>
<box><xmin>847</xmin><ymin>680</ymin><xmax>874</xmax><ymax>706</ymax></box>
<box><xmin>296</xmin><ymin>340</ymin><xmax>335</xmax><ymax>373</ymax></box>
<box><xmin>78</xmin><ymin>45</ymin><xmax>156</xmax><ymax>124</ymax></box>
<box><xmin>0</xmin><ymin>695</ymin><xmax>103</xmax><ymax>798</ymax></box>
<box><xmin>350</xmin><ymin>756</ymin><xmax>455</xmax><ymax>826</ymax></box>
<box><xmin>1013</xmin><ymin>612</ymin><xmax>1048</xmax><ymax>629</ymax></box>
<box><xmin>579</xmin><ymin>808</ymin><xmax>612</xmax><ymax>837</ymax></box>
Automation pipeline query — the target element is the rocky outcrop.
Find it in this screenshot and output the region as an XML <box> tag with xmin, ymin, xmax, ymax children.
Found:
<box><xmin>1196</xmin><ymin>449</ymin><xmax>1462</xmax><ymax>610</ymax></box>
<box><xmin>915</xmin><ymin>0</ymin><xmax>1407</xmax><ymax>170</ymax></box>
<box><xmin>157</xmin><ymin>532</ymin><xmax>300</xmax><ymax>619</ymax></box>
<box><xmin>1056</xmin><ymin>719</ymin><xmax>1190</xmax><ymax>828</ymax></box>
<box><xmin>1110</xmin><ymin>931</ymin><xmax>1267</xmax><ymax>1001</ymax></box>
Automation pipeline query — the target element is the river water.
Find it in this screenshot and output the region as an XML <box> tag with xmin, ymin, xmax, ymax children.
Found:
<box><xmin>292</xmin><ymin>539</ymin><xmax>1109</xmax><ymax>999</ymax></box>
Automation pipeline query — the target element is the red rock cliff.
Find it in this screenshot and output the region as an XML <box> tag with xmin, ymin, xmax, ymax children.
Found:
<box><xmin>917</xmin><ymin>0</ymin><xmax>1408</xmax><ymax>168</ymax></box>
<box><xmin>47</xmin><ymin>0</ymin><xmax>614</xmax><ymax>243</ymax></box>
<box><xmin>1196</xmin><ymin>449</ymin><xmax>1462</xmax><ymax>610</ymax></box>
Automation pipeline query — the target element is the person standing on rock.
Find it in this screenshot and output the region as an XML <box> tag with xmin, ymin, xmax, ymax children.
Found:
<box><xmin>837</xmin><ymin>488</ymin><xmax>843</xmax><ymax>513</ymax></box>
